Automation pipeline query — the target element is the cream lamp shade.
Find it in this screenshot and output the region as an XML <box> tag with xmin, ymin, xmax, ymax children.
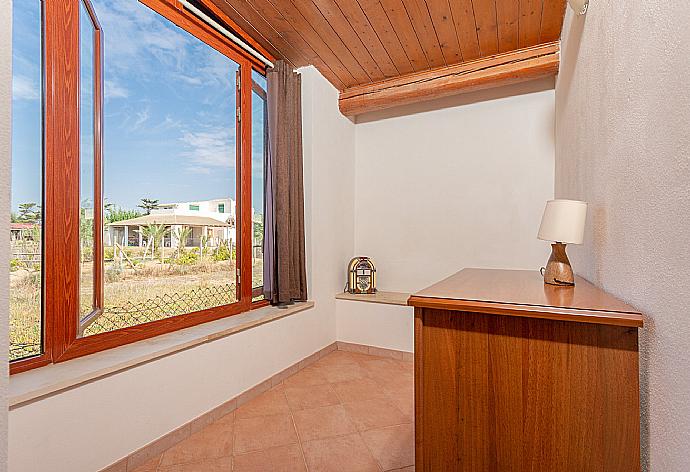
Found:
<box><xmin>538</xmin><ymin>199</ymin><xmax>587</xmax><ymax>245</ymax></box>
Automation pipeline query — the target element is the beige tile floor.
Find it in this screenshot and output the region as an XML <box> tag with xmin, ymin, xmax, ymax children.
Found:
<box><xmin>134</xmin><ymin>350</ymin><xmax>415</xmax><ymax>471</ymax></box>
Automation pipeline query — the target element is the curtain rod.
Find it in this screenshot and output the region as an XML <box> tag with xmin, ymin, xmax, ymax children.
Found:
<box><xmin>179</xmin><ymin>0</ymin><xmax>275</xmax><ymax>69</ymax></box>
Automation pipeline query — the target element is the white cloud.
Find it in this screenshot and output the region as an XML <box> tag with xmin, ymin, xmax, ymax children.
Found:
<box><xmin>174</xmin><ymin>74</ymin><xmax>203</xmax><ymax>86</ymax></box>
<box><xmin>131</xmin><ymin>107</ymin><xmax>150</xmax><ymax>130</ymax></box>
<box><xmin>185</xmin><ymin>166</ymin><xmax>212</xmax><ymax>175</ymax></box>
<box><xmin>180</xmin><ymin>127</ymin><xmax>235</xmax><ymax>171</ymax></box>
<box><xmin>94</xmin><ymin>0</ymin><xmax>191</xmax><ymax>78</ymax></box>
<box><xmin>104</xmin><ymin>80</ymin><xmax>128</xmax><ymax>99</ymax></box>
<box><xmin>12</xmin><ymin>75</ymin><xmax>39</xmax><ymax>100</ymax></box>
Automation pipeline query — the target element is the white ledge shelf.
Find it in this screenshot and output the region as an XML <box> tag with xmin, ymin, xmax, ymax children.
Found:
<box><xmin>10</xmin><ymin>301</ymin><xmax>315</xmax><ymax>408</ymax></box>
<box><xmin>335</xmin><ymin>291</ymin><xmax>411</xmax><ymax>306</ymax></box>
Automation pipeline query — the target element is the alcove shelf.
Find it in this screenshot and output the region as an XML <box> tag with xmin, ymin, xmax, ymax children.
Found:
<box><xmin>335</xmin><ymin>291</ymin><xmax>411</xmax><ymax>306</ymax></box>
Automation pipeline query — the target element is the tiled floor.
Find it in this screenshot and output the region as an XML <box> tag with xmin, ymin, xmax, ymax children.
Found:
<box><xmin>134</xmin><ymin>350</ymin><xmax>414</xmax><ymax>471</ymax></box>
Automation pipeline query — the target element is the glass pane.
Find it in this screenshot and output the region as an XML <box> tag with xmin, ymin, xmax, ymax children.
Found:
<box><xmin>82</xmin><ymin>0</ymin><xmax>239</xmax><ymax>337</ymax></box>
<box><xmin>10</xmin><ymin>1</ymin><xmax>43</xmax><ymax>361</ymax></box>
<box><xmin>80</xmin><ymin>1</ymin><xmax>96</xmax><ymax>317</ymax></box>
<box><xmin>251</xmin><ymin>71</ymin><xmax>266</xmax><ymax>301</ymax></box>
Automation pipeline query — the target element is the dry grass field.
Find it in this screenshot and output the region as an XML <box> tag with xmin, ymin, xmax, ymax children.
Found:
<box><xmin>10</xmin><ymin>248</ymin><xmax>263</xmax><ymax>361</ymax></box>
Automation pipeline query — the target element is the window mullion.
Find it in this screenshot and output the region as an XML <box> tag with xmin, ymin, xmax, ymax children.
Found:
<box><xmin>44</xmin><ymin>0</ymin><xmax>82</xmax><ymax>362</ymax></box>
<box><xmin>239</xmin><ymin>61</ymin><xmax>254</xmax><ymax>305</ymax></box>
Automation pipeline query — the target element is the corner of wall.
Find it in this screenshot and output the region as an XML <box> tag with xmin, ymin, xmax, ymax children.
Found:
<box><xmin>554</xmin><ymin>3</ymin><xmax>690</xmax><ymax>470</ymax></box>
<box><xmin>0</xmin><ymin>0</ymin><xmax>11</xmax><ymax>468</ymax></box>
<box><xmin>299</xmin><ymin>66</ymin><xmax>356</xmax><ymax>342</ymax></box>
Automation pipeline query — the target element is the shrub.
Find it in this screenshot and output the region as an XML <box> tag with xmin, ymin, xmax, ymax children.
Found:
<box><xmin>213</xmin><ymin>245</ymin><xmax>232</xmax><ymax>262</ymax></box>
<box><xmin>174</xmin><ymin>251</ymin><xmax>199</xmax><ymax>266</ymax></box>
<box><xmin>104</xmin><ymin>247</ymin><xmax>114</xmax><ymax>260</ymax></box>
<box><xmin>81</xmin><ymin>246</ymin><xmax>93</xmax><ymax>263</ymax></box>
<box><xmin>10</xmin><ymin>259</ymin><xmax>21</xmax><ymax>272</ymax></box>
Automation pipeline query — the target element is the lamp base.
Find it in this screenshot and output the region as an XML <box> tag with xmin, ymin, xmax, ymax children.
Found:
<box><xmin>541</xmin><ymin>242</ymin><xmax>575</xmax><ymax>286</ymax></box>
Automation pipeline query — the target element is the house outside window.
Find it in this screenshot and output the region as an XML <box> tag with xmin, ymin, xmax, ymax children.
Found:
<box><xmin>218</xmin><ymin>203</ymin><xmax>225</xmax><ymax>213</ymax></box>
<box><xmin>189</xmin><ymin>204</ymin><xmax>200</xmax><ymax>211</ymax></box>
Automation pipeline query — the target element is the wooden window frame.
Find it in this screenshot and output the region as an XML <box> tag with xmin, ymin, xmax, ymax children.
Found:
<box><xmin>11</xmin><ymin>0</ymin><xmax>274</xmax><ymax>374</ymax></box>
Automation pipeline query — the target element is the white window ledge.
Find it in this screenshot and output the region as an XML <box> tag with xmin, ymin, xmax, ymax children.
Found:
<box><xmin>335</xmin><ymin>291</ymin><xmax>410</xmax><ymax>306</ymax></box>
<box><xmin>9</xmin><ymin>301</ymin><xmax>315</xmax><ymax>408</ymax></box>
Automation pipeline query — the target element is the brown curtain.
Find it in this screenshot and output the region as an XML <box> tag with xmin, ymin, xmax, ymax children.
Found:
<box><xmin>263</xmin><ymin>61</ymin><xmax>307</xmax><ymax>305</ymax></box>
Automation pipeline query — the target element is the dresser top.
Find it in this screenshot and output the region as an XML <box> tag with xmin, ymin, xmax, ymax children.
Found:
<box><xmin>408</xmin><ymin>268</ymin><xmax>643</xmax><ymax>327</ymax></box>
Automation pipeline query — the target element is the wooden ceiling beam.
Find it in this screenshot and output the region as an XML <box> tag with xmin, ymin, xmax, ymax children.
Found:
<box><xmin>339</xmin><ymin>41</ymin><xmax>559</xmax><ymax>117</ymax></box>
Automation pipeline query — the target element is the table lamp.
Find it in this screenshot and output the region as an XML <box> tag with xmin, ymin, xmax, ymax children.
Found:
<box><xmin>537</xmin><ymin>199</ymin><xmax>587</xmax><ymax>286</ymax></box>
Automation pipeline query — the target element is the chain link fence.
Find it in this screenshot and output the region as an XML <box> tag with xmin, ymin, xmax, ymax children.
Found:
<box><xmin>10</xmin><ymin>284</ymin><xmax>237</xmax><ymax>361</ymax></box>
<box><xmin>83</xmin><ymin>283</ymin><xmax>237</xmax><ymax>336</ymax></box>
<box><xmin>10</xmin><ymin>343</ymin><xmax>41</xmax><ymax>361</ymax></box>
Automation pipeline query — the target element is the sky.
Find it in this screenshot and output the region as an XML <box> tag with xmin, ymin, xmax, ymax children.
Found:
<box><xmin>12</xmin><ymin>0</ymin><xmax>266</xmax><ymax>214</ymax></box>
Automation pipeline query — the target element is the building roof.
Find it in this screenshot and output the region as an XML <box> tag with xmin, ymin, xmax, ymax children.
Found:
<box><xmin>107</xmin><ymin>214</ymin><xmax>231</xmax><ymax>227</ymax></box>
<box><xmin>10</xmin><ymin>223</ymin><xmax>38</xmax><ymax>230</ymax></box>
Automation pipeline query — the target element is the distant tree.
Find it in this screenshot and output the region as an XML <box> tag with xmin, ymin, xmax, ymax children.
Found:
<box><xmin>79</xmin><ymin>207</ymin><xmax>94</xmax><ymax>263</ymax></box>
<box><xmin>253</xmin><ymin>220</ymin><xmax>264</xmax><ymax>246</ymax></box>
<box><xmin>106</xmin><ymin>206</ymin><xmax>142</xmax><ymax>224</ymax></box>
<box><xmin>17</xmin><ymin>202</ymin><xmax>41</xmax><ymax>223</ymax></box>
<box><xmin>138</xmin><ymin>198</ymin><xmax>160</xmax><ymax>215</ymax></box>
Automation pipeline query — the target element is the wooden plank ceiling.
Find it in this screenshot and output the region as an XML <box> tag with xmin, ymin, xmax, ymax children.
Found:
<box><xmin>208</xmin><ymin>0</ymin><xmax>567</xmax><ymax>112</ymax></box>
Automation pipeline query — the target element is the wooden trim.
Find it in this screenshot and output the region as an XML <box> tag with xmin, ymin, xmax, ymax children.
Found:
<box><xmin>413</xmin><ymin>308</ymin><xmax>424</xmax><ymax>467</ymax></box>
<box><xmin>81</xmin><ymin>0</ymin><xmax>105</xmax><ymax>317</ymax></box>
<box><xmin>239</xmin><ymin>62</ymin><xmax>254</xmax><ymax>303</ymax></box>
<box><xmin>55</xmin><ymin>303</ymin><xmax>246</xmax><ymax>362</ymax></box>
<box><xmin>251</xmin><ymin>299</ymin><xmax>270</xmax><ymax>309</ymax></box>
<box><xmin>196</xmin><ymin>0</ymin><xmax>275</xmax><ymax>71</ymax></box>
<box><xmin>407</xmin><ymin>296</ymin><xmax>644</xmax><ymax>328</ymax></box>
<box><xmin>93</xmin><ymin>12</ymin><xmax>104</xmax><ymax>314</ymax></box>
<box><xmin>45</xmin><ymin>0</ymin><xmax>81</xmax><ymax>362</ymax></box>
<box><xmin>10</xmin><ymin>355</ymin><xmax>52</xmax><ymax>376</ymax></box>
<box><xmin>141</xmin><ymin>0</ymin><xmax>266</xmax><ymax>71</ymax></box>
<box><xmin>252</xmin><ymin>79</ymin><xmax>267</xmax><ymax>100</ymax></box>
<box><xmin>338</xmin><ymin>41</ymin><xmax>560</xmax><ymax>116</ymax></box>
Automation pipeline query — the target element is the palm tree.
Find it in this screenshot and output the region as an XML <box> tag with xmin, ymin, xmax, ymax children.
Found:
<box><xmin>172</xmin><ymin>226</ymin><xmax>192</xmax><ymax>256</ymax></box>
<box><xmin>141</xmin><ymin>225</ymin><xmax>154</xmax><ymax>261</ymax></box>
<box><xmin>199</xmin><ymin>234</ymin><xmax>209</xmax><ymax>262</ymax></box>
<box><xmin>143</xmin><ymin>223</ymin><xmax>168</xmax><ymax>263</ymax></box>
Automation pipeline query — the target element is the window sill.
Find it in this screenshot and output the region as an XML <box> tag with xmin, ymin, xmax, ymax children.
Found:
<box><xmin>335</xmin><ymin>291</ymin><xmax>411</xmax><ymax>306</ymax></box>
<box><xmin>9</xmin><ymin>301</ymin><xmax>315</xmax><ymax>408</ymax></box>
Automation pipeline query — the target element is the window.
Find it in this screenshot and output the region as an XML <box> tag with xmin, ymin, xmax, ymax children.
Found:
<box><xmin>11</xmin><ymin>0</ymin><xmax>273</xmax><ymax>372</ymax></box>
<box><xmin>10</xmin><ymin>0</ymin><xmax>43</xmax><ymax>362</ymax></box>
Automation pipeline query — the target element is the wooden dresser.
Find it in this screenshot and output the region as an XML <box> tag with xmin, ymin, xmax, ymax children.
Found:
<box><xmin>408</xmin><ymin>268</ymin><xmax>643</xmax><ymax>472</ymax></box>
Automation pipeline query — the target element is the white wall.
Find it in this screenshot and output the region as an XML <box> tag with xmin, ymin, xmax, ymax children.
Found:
<box><xmin>354</xmin><ymin>81</ymin><xmax>556</xmax><ymax>293</ymax></box>
<box><xmin>1</xmin><ymin>1</ymin><xmax>12</xmax><ymax>470</ymax></box>
<box><xmin>555</xmin><ymin>3</ymin><xmax>690</xmax><ymax>471</ymax></box>
<box><xmin>301</xmin><ymin>66</ymin><xmax>356</xmax><ymax>328</ymax></box>
<box><xmin>337</xmin><ymin>81</ymin><xmax>556</xmax><ymax>351</ymax></box>
<box><xmin>336</xmin><ymin>301</ymin><xmax>414</xmax><ymax>352</ymax></box>
<box><xmin>8</xmin><ymin>66</ymin><xmax>353</xmax><ymax>472</ymax></box>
